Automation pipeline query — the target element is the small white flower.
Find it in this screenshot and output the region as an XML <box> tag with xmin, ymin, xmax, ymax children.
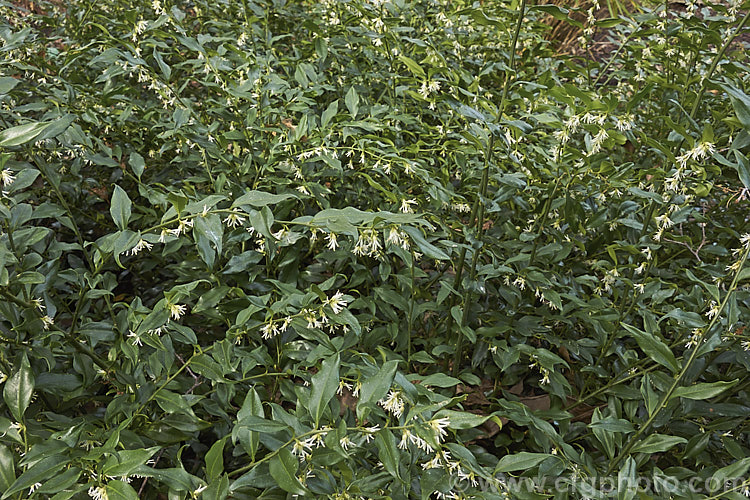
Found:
<box><xmin>398</xmin><ymin>429</ymin><xmax>412</xmax><ymax>450</ymax></box>
<box><xmin>260</xmin><ymin>320</ymin><xmax>280</xmax><ymax>340</ymax></box>
<box><xmin>0</xmin><ymin>169</ymin><xmax>15</xmax><ymax>187</ymax></box>
<box><xmin>378</xmin><ymin>390</ymin><xmax>405</xmax><ymax>418</ymax></box>
<box><xmin>400</xmin><ymin>198</ymin><xmax>417</xmax><ymax>213</ymax></box>
<box><xmin>324</xmin><ymin>291</ymin><xmax>348</xmax><ymax>314</ymax></box>
<box><xmin>127</xmin><ymin>330</ymin><xmax>143</xmax><ymax>347</ymax></box>
<box><xmin>128</xmin><ymin>239</ymin><xmax>153</xmax><ymax>256</ymax></box>
<box><xmin>88</xmin><ymin>486</ymin><xmax>108</xmax><ymax>500</ymax></box>
<box><xmin>223</xmin><ymin>209</ymin><xmax>246</xmax><ymax>228</ymax></box>
<box><xmin>168</xmin><ymin>303</ymin><xmax>187</xmax><ymax>320</ymax></box>
<box><xmin>362</xmin><ymin>425</ymin><xmax>380</xmax><ymax>443</ymax></box>
<box><xmin>429</xmin><ymin>417</ymin><xmax>451</xmax><ymax>442</ymax></box>
<box><xmin>41</xmin><ymin>315</ymin><xmax>54</xmax><ymax>330</ymax></box>
<box><xmin>339</xmin><ymin>436</ymin><xmax>355</xmax><ymax>450</ymax></box>
<box><xmin>326</xmin><ymin>232</ymin><xmax>339</xmax><ymax>251</ymax></box>
<box><xmin>705</xmin><ymin>301</ymin><xmax>720</xmax><ymax>320</ymax></box>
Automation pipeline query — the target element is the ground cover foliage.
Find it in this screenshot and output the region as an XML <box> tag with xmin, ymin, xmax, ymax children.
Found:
<box><xmin>1</xmin><ymin>0</ymin><xmax>750</xmax><ymax>498</ymax></box>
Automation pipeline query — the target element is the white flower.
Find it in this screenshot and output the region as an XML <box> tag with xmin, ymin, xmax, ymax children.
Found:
<box><xmin>291</xmin><ymin>439</ymin><xmax>312</xmax><ymax>460</ymax></box>
<box><xmin>324</xmin><ymin>291</ymin><xmax>348</xmax><ymax>314</ymax></box>
<box><xmin>429</xmin><ymin>417</ymin><xmax>450</xmax><ymax>442</ymax></box>
<box><xmin>398</xmin><ymin>429</ymin><xmax>412</xmax><ymax>450</ymax></box>
<box><xmin>615</xmin><ymin>114</ymin><xmax>634</xmax><ymax>131</ymax></box>
<box><xmin>0</xmin><ymin>169</ymin><xmax>15</xmax><ymax>187</ymax></box>
<box><xmin>326</xmin><ymin>232</ymin><xmax>339</xmax><ymax>251</ymax></box>
<box><xmin>168</xmin><ymin>303</ymin><xmax>187</xmax><ymax>320</ymax></box>
<box><xmin>41</xmin><ymin>315</ymin><xmax>54</xmax><ymax>330</ymax></box>
<box><xmin>589</xmin><ymin>128</ymin><xmax>609</xmax><ymax>155</ymax></box>
<box><xmin>378</xmin><ymin>390</ymin><xmax>405</xmax><ymax>418</ymax></box>
<box><xmin>690</xmin><ymin>141</ymin><xmax>715</xmax><ymax>161</ymax></box>
<box><xmin>88</xmin><ymin>486</ymin><xmax>108</xmax><ymax>500</ymax></box>
<box><xmin>362</xmin><ymin>425</ymin><xmax>380</xmax><ymax>443</ymax></box>
<box><xmin>386</xmin><ymin>227</ymin><xmax>409</xmax><ymax>250</ymax></box>
<box><xmin>128</xmin><ymin>238</ymin><xmax>153</xmax><ymax>256</ymax></box>
<box><xmin>705</xmin><ymin>301</ymin><xmax>720</xmax><ymax>320</ymax></box>
<box><xmin>409</xmin><ymin>431</ymin><xmax>434</xmax><ymax>453</ymax></box>
<box><xmin>339</xmin><ymin>436</ymin><xmax>355</xmax><ymax>450</ymax></box>
<box><xmin>127</xmin><ymin>330</ymin><xmax>143</xmax><ymax>347</ymax></box>
<box><xmin>223</xmin><ymin>209</ymin><xmax>246</xmax><ymax>228</ymax></box>
<box><xmin>260</xmin><ymin>320</ymin><xmax>280</xmax><ymax>340</ymax></box>
<box><xmin>400</xmin><ymin>198</ymin><xmax>417</xmax><ymax>213</ymax></box>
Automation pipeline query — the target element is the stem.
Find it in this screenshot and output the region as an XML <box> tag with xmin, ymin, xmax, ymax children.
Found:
<box><xmin>607</xmin><ymin>245</ymin><xmax>750</xmax><ymax>473</ymax></box>
<box><xmin>447</xmin><ymin>0</ymin><xmax>525</xmax><ymax>374</ymax></box>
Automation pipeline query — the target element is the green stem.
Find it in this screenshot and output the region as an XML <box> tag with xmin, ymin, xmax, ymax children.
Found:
<box><xmin>447</xmin><ymin>0</ymin><xmax>525</xmax><ymax>374</ymax></box>
<box><xmin>607</xmin><ymin>245</ymin><xmax>750</xmax><ymax>473</ymax></box>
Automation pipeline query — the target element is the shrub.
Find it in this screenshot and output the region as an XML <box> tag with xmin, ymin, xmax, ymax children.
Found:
<box><xmin>0</xmin><ymin>0</ymin><xmax>749</xmax><ymax>498</ymax></box>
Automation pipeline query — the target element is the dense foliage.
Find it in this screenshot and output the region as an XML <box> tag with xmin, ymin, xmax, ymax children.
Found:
<box><xmin>1</xmin><ymin>0</ymin><xmax>750</xmax><ymax>498</ymax></box>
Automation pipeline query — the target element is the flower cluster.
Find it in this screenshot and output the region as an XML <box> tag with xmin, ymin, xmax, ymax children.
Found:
<box><xmin>378</xmin><ymin>389</ymin><xmax>405</xmax><ymax>417</ymax></box>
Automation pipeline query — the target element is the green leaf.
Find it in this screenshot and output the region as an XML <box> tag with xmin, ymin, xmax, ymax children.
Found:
<box><xmin>630</xmin><ymin>434</ymin><xmax>687</xmax><ymax>454</ymax></box>
<box><xmin>36</xmin><ymin>114</ymin><xmax>75</xmax><ymax>141</ymax></box>
<box><xmin>720</xmin><ymin>82</ymin><xmax>750</xmax><ymax>129</ymax></box>
<box><xmin>322</xmin><ymin>100</ymin><xmax>338</xmax><ymax>128</ymax></box>
<box><xmin>105</xmin><ymin>480</ymin><xmax>139</xmax><ymax>500</ymax></box>
<box><xmin>0</xmin><ymin>121</ymin><xmax>49</xmax><ymax>147</ymax></box>
<box><xmin>401</xmin><ymin>226</ymin><xmax>449</xmax><ymax>260</ymax></box>
<box><xmin>110</xmin><ymin>185</ymin><xmax>132</xmax><ymax>231</ymax></box>
<box><xmin>3</xmin><ymin>352</ymin><xmax>34</xmax><ymax>421</ymax></box>
<box><xmin>239</xmin><ymin>416</ymin><xmax>290</xmax><ymax>433</ymax></box>
<box><xmin>232</xmin><ymin>190</ymin><xmax>296</xmax><ymax>208</ymax></box>
<box><xmin>130</xmin><ymin>466</ymin><xmax>201</xmax><ymax>492</ymax></box>
<box><xmin>269</xmin><ymin>448</ymin><xmax>307</xmax><ymax>496</ymax></box>
<box><xmin>202</xmin><ymin>475</ymin><xmax>229</xmax><ymax>500</ymax></box>
<box><xmin>357</xmin><ymin>360</ymin><xmax>399</xmax><ymax>419</ymax></box>
<box><xmin>102</xmin><ymin>447</ymin><xmax>160</xmax><ymax>477</ymax></box>
<box><xmin>8</xmin><ymin>169</ymin><xmax>40</xmax><ymax>193</ymax></box>
<box><xmin>0</xmin><ymin>77</ymin><xmax>20</xmax><ymax>95</ymax></box>
<box><xmin>495</xmin><ymin>452</ymin><xmax>553</xmax><ymax>472</ymax></box>
<box><xmin>531</xmin><ymin>4</ymin><xmax>570</xmax><ymax>21</ymax></box>
<box><xmin>154</xmin><ymin>390</ymin><xmax>198</xmax><ymax>417</ymax></box>
<box><xmin>735</xmin><ymin>151</ymin><xmax>750</xmax><ymax>190</ymax></box>
<box><xmin>622</xmin><ymin>323</ymin><xmax>679</xmax><ymax>373</ymax></box>
<box><xmin>589</xmin><ymin>417</ymin><xmax>635</xmax><ymax>434</ymax></box>
<box><xmin>194</xmin><ymin>213</ymin><xmax>224</xmax><ymax>255</ymax></box>
<box><xmin>2</xmin><ymin>456</ymin><xmax>68</xmax><ymax>499</ymax></box>
<box><xmin>710</xmin><ymin>458</ymin><xmax>750</xmax><ymax>492</ymax></box>
<box><xmin>671</xmin><ymin>380</ymin><xmax>738</xmax><ymax>401</ymax></box>
<box><xmin>375</xmin><ymin>431</ymin><xmax>401</xmax><ymax>480</ymax></box>
<box><xmin>417</xmin><ymin>373</ymin><xmax>462</xmax><ymax>388</ymax></box>
<box><xmin>398</xmin><ymin>54</ymin><xmax>425</xmax><ymax>78</ymax></box>
<box><xmin>0</xmin><ymin>445</ymin><xmax>15</xmax><ymax>492</ymax></box>
<box><xmin>345</xmin><ymin>86</ymin><xmax>359</xmax><ymax>118</ymax></box>
<box><xmin>309</xmin><ymin>353</ymin><xmax>340</xmax><ymax>427</ymax></box>
<box><xmin>434</xmin><ymin>409</ymin><xmax>493</xmax><ymax>430</ymax></box>
<box><xmin>129</xmin><ymin>152</ymin><xmax>145</xmax><ymax>179</ymax></box>
<box><xmin>205</xmin><ymin>436</ymin><xmax>228</xmax><ymax>482</ymax></box>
